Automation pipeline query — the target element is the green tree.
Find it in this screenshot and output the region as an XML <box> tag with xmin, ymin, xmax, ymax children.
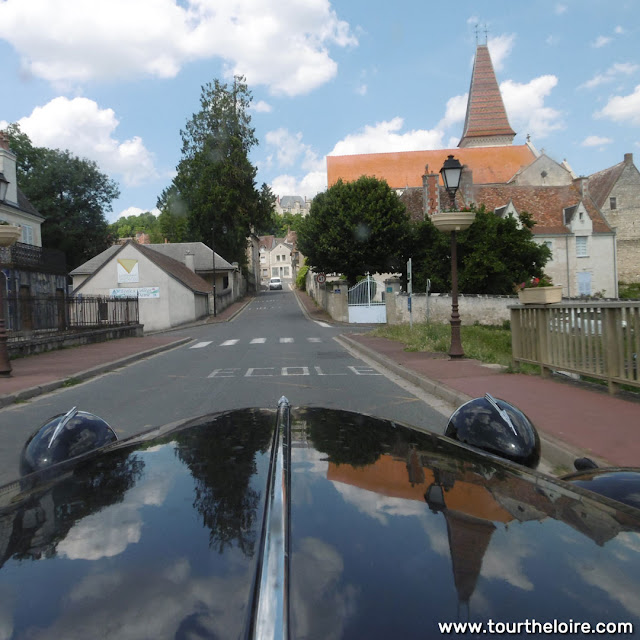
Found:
<box><xmin>166</xmin><ymin>76</ymin><xmax>273</xmax><ymax>268</ymax></box>
<box><xmin>407</xmin><ymin>204</ymin><xmax>551</xmax><ymax>294</ymax></box>
<box><xmin>5</xmin><ymin>124</ymin><xmax>119</xmax><ymax>269</ymax></box>
<box><xmin>297</xmin><ymin>177</ymin><xmax>410</xmax><ymax>286</ymax></box>
<box><xmin>268</xmin><ymin>211</ymin><xmax>305</xmax><ymax>237</ymax></box>
<box><xmin>108</xmin><ymin>211</ymin><xmax>162</xmax><ymax>243</ymax></box>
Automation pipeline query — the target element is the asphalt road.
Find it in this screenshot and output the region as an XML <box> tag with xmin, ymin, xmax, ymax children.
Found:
<box><xmin>0</xmin><ymin>288</ymin><xmax>450</xmax><ymax>484</ymax></box>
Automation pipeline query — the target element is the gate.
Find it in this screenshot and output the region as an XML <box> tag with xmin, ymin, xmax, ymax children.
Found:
<box><xmin>348</xmin><ymin>275</ymin><xmax>387</xmax><ymax>323</ymax></box>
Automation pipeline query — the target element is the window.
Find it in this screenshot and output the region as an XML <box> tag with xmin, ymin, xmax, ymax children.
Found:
<box><xmin>542</xmin><ymin>240</ymin><xmax>553</xmax><ymax>260</ymax></box>
<box><xmin>260</xmin><ymin>254</ymin><xmax>265</xmax><ymax>263</ymax></box>
<box><xmin>262</xmin><ymin>269</ymin><xmax>268</xmax><ymax>276</ymax></box>
<box><xmin>276</xmin><ymin>255</ymin><xmax>280</xmax><ymax>262</ymax></box>
<box><xmin>283</xmin><ymin>267</ymin><xmax>289</xmax><ymax>277</ymax></box>
<box><xmin>576</xmin><ymin>236</ymin><xmax>588</xmax><ymax>258</ymax></box>
<box><xmin>610</xmin><ymin>197</ymin><xmax>617</xmax><ymax>210</ymax></box>
<box><xmin>21</xmin><ymin>224</ymin><xmax>34</xmax><ymax>244</ymax></box>
<box><xmin>272</xmin><ymin>267</ymin><xmax>279</xmax><ymax>277</ymax></box>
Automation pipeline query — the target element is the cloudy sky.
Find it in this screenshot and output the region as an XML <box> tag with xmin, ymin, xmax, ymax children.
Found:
<box><xmin>1</xmin><ymin>0</ymin><xmax>638</xmax><ymax>222</ymax></box>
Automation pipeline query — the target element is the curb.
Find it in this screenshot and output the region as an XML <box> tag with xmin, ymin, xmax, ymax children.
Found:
<box><xmin>336</xmin><ymin>334</ymin><xmax>472</xmax><ymax>407</ymax></box>
<box><xmin>0</xmin><ymin>337</ymin><xmax>192</xmax><ymax>409</ymax></box>
<box><xmin>337</xmin><ymin>333</ymin><xmax>602</xmax><ymax>473</ymax></box>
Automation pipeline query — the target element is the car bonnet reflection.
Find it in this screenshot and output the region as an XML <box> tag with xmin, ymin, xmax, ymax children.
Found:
<box><xmin>289</xmin><ymin>408</ymin><xmax>640</xmax><ymax>639</ymax></box>
<box><xmin>0</xmin><ymin>409</ymin><xmax>275</xmax><ymax>640</ymax></box>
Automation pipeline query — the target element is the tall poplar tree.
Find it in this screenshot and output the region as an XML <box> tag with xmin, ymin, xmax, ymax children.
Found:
<box><xmin>165</xmin><ymin>76</ymin><xmax>274</xmax><ymax>268</ymax></box>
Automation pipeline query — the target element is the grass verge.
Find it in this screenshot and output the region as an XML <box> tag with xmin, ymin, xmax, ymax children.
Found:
<box><xmin>370</xmin><ymin>322</ymin><xmax>539</xmax><ymax>374</ymax></box>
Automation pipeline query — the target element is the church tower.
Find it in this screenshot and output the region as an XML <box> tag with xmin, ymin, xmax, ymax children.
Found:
<box><xmin>458</xmin><ymin>44</ymin><xmax>516</xmax><ymax>148</ymax></box>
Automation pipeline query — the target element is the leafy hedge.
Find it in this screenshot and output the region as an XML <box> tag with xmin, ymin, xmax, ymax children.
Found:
<box><xmin>296</xmin><ymin>264</ymin><xmax>309</xmax><ymax>290</ymax></box>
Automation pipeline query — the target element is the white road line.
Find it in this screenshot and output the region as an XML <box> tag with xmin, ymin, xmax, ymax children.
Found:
<box><xmin>314</xmin><ymin>321</ymin><xmax>331</xmax><ymax>328</ymax></box>
<box><xmin>307</xmin><ymin>337</ymin><xmax>322</xmax><ymax>343</ymax></box>
<box><xmin>190</xmin><ymin>341</ymin><xmax>212</xmax><ymax>349</ymax></box>
<box><xmin>250</xmin><ymin>338</ymin><xmax>267</xmax><ymax>344</ymax></box>
<box><xmin>280</xmin><ymin>337</ymin><xmax>294</xmax><ymax>343</ymax></box>
<box><xmin>220</xmin><ymin>339</ymin><xmax>239</xmax><ymax>346</ymax></box>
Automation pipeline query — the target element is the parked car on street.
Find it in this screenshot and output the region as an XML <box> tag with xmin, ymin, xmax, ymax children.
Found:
<box><xmin>1</xmin><ymin>397</ymin><xmax>639</xmax><ymax>639</ymax></box>
<box><xmin>269</xmin><ymin>276</ymin><xmax>282</xmax><ymax>290</ymax></box>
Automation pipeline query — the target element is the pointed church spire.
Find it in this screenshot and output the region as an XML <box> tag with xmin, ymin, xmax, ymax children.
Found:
<box><xmin>458</xmin><ymin>44</ymin><xmax>516</xmax><ymax>148</ymax></box>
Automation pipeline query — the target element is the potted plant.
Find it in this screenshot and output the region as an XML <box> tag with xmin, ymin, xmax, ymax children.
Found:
<box><xmin>515</xmin><ymin>275</ymin><xmax>563</xmax><ymax>305</ymax></box>
<box><xmin>0</xmin><ymin>221</ymin><xmax>22</xmax><ymax>247</ymax></box>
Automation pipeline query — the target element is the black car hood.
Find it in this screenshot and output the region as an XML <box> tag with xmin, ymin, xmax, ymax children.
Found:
<box><xmin>1</xmin><ymin>407</ymin><xmax>639</xmax><ymax>639</ymax></box>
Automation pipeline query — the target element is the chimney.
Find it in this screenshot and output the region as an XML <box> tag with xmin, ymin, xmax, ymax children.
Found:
<box><xmin>422</xmin><ymin>165</ymin><xmax>441</xmax><ymax>216</ymax></box>
<box><xmin>577</xmin><ymin>176</ymin><xmax>588</xmax><ymax>199</ymax></box>
<box><xmin>459</xmin><ymin>165</ymin><xmax>474</xmax><ymax>206</ymax></box>
<box><xmin>624</xmin><ymin>153</ymin><xmax>633</xmax><ymax>166</ymax></box>
<box><xmin>0</xmin><ymin>131</ymin><xmax>10</xmax><ymax>151</ymax></box>
<box><xmin>184</xmin><ymin>250</ymin><xmax>195</xmax><ymax>272</ymax></box>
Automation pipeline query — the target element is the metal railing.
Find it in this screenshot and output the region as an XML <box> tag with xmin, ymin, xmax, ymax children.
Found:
<box><xmin>511</xmin><ymin>301</ymin><xmax>640</xmax><ymax>394</ymax></box>
<box><xmin>5</xmin><ymin>295</ymin><xmax>139</xmax><ymax>333</ymax></box>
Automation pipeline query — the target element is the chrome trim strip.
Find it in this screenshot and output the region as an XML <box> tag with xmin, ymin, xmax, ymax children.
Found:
<box><xmin>252</xmin><ymin>396</ymin><xmax>290</xmax><ymax>640</ymax></box>
<box><xmin>48</xmin><ymin>407</ymin><xmax>78</xmax><ymax>449</ymax></box>
<box><xmin>484</xmin><ymin>393</ymin><xmax>517</xmax><ymax>436</ymax></box>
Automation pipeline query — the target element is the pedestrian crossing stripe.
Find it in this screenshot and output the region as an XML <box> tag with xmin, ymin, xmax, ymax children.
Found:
<box><xmin>190</xmin><ymin>337</ymin><xmax>323</xmax><ymax>348</ymax></box>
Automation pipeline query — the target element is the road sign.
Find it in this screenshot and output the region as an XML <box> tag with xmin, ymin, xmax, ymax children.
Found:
<box><xmin>316</xmin><ymin>273</ymin><xmax>326</xmax><ymax>284</ymax></box>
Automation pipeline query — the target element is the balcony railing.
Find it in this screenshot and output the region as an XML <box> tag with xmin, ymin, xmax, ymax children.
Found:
<box><xmin>511</xmin><ymin>301</ymin><xmax>640</xmax><ymax>394</ymax></box>
<box><xmin>0</xmin><ymin>242</ymin><xmax>67</xmax><ymax>274</ymax></box>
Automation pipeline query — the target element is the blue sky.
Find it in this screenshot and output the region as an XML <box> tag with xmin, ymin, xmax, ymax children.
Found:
<box><xmin>1</xmin><ymin>0</ymin><xmax>638</xmax><ymax>223</ymax></box>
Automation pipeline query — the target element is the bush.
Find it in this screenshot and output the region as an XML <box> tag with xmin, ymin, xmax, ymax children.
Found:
<box><xmin>296</xmin><ymin>265</ymin><xmax>309</xmax><ymax>290</ymax></box>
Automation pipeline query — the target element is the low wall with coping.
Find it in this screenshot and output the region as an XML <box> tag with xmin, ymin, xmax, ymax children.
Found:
<box><xmin>387</xmin><ymin>292</ymin><xmax>515</xmax><ymax>326</ymax></box>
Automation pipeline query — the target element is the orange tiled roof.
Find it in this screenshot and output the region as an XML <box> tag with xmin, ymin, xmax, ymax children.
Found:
<box><xmin>327</xmin><ymin>145</ymin><xmax>536</xmax><ymax>189</ymax></box>
<box><xmin>472</xmin><ymin>184</ymin><xmax>613</xmax><ymax>235</ymax></box>
<box><xmin>459</xmin><ymin>44</ymin><xmax>515</xmax><ymax>145</ymax></box>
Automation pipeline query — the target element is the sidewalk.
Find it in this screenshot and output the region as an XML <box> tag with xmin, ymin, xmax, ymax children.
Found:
<box><xmin>295</xmin><ymin>287</ymin><xmax>640</xmax><ymax>469</ymax></box>
<box><xmin>2</xmin><ymin>289</ymin><xmax>639</xmax><ymax>470</ymax></box>
<box><xmin>0</xmin><ymin>296</ymin><xmax>253</xmax><ymax>408</ymax></box>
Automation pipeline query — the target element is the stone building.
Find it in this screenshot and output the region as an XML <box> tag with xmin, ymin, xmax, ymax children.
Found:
<box><xmin>326</xmin><ymin>42</ymin><xmax>636</xmax><ymax>296</ymax></box>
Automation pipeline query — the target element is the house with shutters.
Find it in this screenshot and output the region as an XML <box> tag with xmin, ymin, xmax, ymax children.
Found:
<box><xmin>326</xmin><ymin>42</ymin><xmax>635</xmax><ymax>297</ymax></box>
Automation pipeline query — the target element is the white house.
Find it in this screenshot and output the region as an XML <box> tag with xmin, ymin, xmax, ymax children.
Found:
<box><xmin>71</xmin><ymin>240</ymin><xmax>212</xmax><ymax>332</ymax></box>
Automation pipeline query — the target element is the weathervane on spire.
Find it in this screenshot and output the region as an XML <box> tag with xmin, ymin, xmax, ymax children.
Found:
<box><xmin>474</xmin><ymin>24</ymin><xmax>489</xmax><ymax>45</ymax></box>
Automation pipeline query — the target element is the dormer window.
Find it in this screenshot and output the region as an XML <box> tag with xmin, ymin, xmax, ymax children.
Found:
<box><xmin>610</xmin><ymin>197</ymin><xmax>617</xmax><ymax>210</ymax></box>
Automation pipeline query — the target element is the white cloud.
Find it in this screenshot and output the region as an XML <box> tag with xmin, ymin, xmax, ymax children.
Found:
<box><xmin>487</xmin><ymin>33</ymin><xmax>515</xmax><ymax>72</ymax></box>
<box><xmin>439</xmin><ymin>93</ymin><xmax>468</xmax><ymax>129</ymax></box>
<box><xmin>581</xmin><ymin>135</ymin><xmax>613</xmax><ymax>147</ymax></box>
<box><xmin>466</xmin><ymin>16</ymin><xmax>479</xmax><ymax>25</ymax></box>
<box><xmin>555</xmin><ymin>4</ymin><xmax>568</xmax><ymax>14</ymax></box>
<box><xmin>596</xmin><ymin>84</ymin><xmax>640</xmax><ymax>125</ymax></box>
<box><xmin>615</xmin><ymin>25</ymin><xmax>625</xmax><ymax>34</ymax></box>
<box><xmin>355</xmin><ymin>84</ymin><xmax>367</xmax><ymax>96</ymax></box>
<box><xmin>500</xmin><ymin>75</ymin><xmax>564</xmax><ymax>138</ymax></box>
<box><xmin>14</xmin><ymin>97</ymin><xmax>158</xmax><ymax>186</ymax></box>
<box><xmin>329</xmin><ymin>117</ymin><xmax>444</xmax><ymax>156</ymax></box>
<box><xmin>252</xmin><ymin>100</ymin><xmax>272</xmax><ymax>113</ymax></box>
<box><xmin>592</xmin><ymin>35</ymin><xmax>612</xmax><ymax>48</ymax></box>
<box><xmin>118</xmin><ymin>206</ymin><xmax>161</xmax><ymax>218</ymax></box>
<box><xmin>270</xmin><ymin>171</ymin><xmax>326</xmax><ymax>199</ymax></box>
<box><xmin>265</xmin><ymin>128</ymin><xmax>324</xmax><ymax>172</ymax></box>
<box><xmin>0</xmin><ymin>0</ymin><xmax>357</xmax><ymax>96</ymax></box>
<box><xmin>581</xmin><ymin>62</ymin><xmax>639</xmax><ymax>90</ymax></box>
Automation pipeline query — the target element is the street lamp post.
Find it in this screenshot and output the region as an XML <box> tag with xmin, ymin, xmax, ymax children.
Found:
<box><xmin>431</xmin><ymin>155</ymin><xmax>475</xmax><ymax>359</ymax></box>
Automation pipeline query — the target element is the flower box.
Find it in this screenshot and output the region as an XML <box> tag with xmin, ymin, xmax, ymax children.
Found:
<box><xmin>0</xmin><ymin>225</ymin><xmax>21</xmax><ymax>247</ymax></box>
<box><xmin>517</xmin><ymin>285</ymin><xmax>563</xmax><ymax>305</ymax></box>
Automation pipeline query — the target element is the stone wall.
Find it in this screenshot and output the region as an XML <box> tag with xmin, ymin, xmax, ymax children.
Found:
<box><xmin>387</xmin><ymin>293</ymin><xmax>515</xmax><ymax>326</ymax></box>
<box><xmin>608</xmin><ymin>159</ymin><xmax>640</xmax><ymax>282</ymax></box>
